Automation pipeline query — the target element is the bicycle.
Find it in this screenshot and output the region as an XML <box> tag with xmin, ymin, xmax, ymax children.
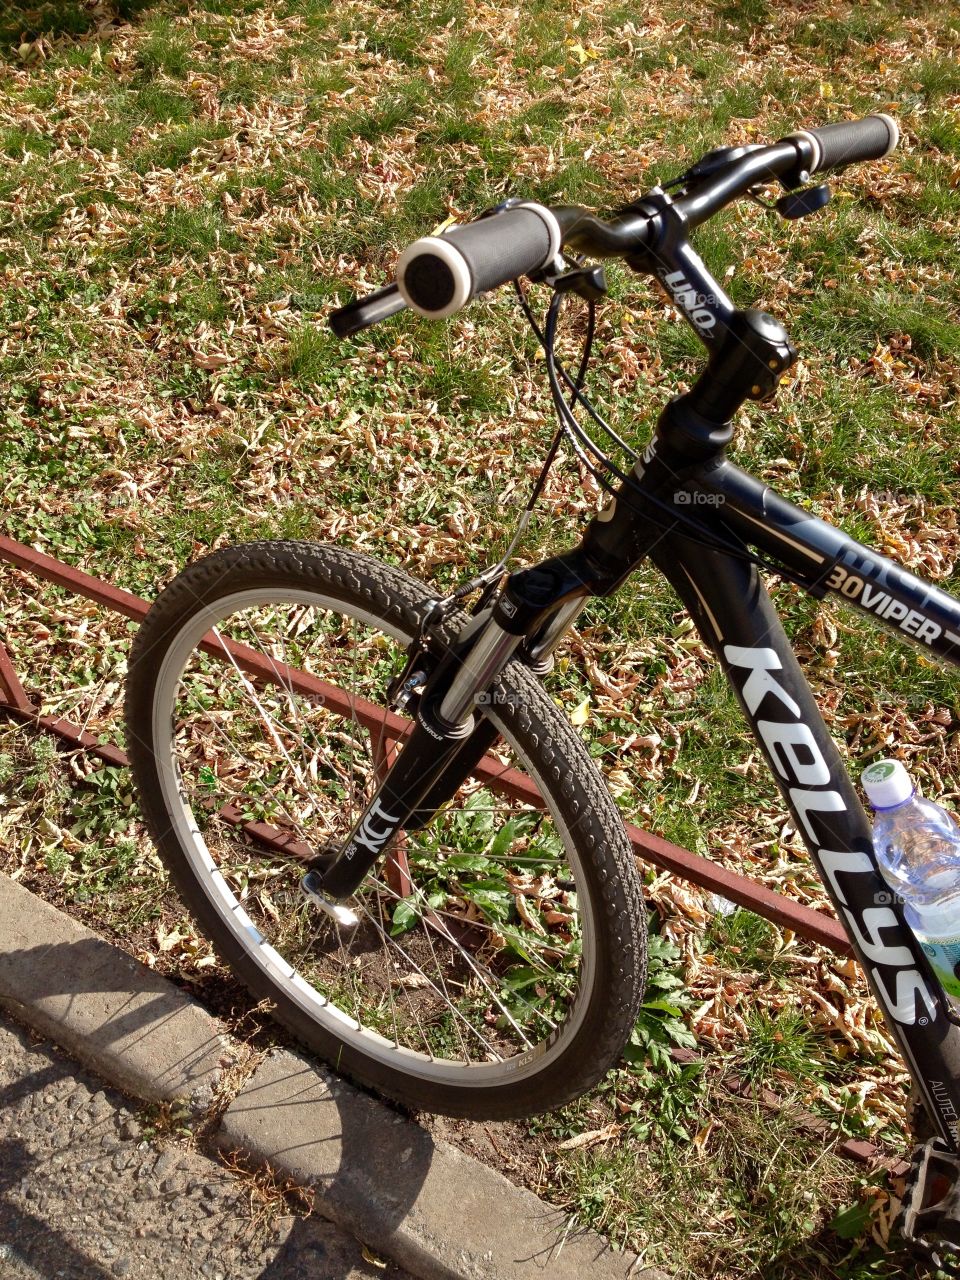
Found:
<box><xmin>125</xmin><ymin>114</ymin><xmax>960</xmax><ymax>1268</ymax></box>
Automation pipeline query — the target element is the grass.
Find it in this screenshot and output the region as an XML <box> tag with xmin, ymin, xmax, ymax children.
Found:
<box><xmin>1</xmin><ymin>0</ymin><xmax>959</xmax><ymax>1275</ymax></box>
<box><xmin>704</xmin><ymin>906</ymin><xmax>793</xmax><ymax>976</ymax></box>
<box><xmin>554</xmin><ymin>1091</ymin><xmax>907</xmax><ymax>1277</ymax></box>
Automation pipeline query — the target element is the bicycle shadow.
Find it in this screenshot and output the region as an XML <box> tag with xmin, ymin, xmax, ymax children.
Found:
<box><xmin>0</xmin><ymin>1053</ymin><xmax>120</xmax><ymax>1280</ymax></box>
<box><xmin>257</xmin><ymin>1215</ymin><xmax>409</xmax><ymax>1279</ymax></box>
<box><xmin>0</xmin><ymin>1028</ymin><xmax>405</xmax><ymax>1279</ymax></box>
<box><xmin>0</xmin><ymin>937</ymin><xmax>432</xmax><ymax>1278</ymax></box>
<box><xmin>220</xmin><ymin>1049</ymin><xmax>637</xmax><ymax>1278</ymax></box>
<box><xmin>215</xmin><ymin>1050</ymin><xmax>439</xmax><ymax>1275</ymax></box>
<box><xmin>0</xmin><ymin>935</ymin><xmax>227</xmax><ymax>1098</ymax></box>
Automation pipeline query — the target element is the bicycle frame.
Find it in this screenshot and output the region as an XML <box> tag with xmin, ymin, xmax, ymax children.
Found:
<box><xmin>322</xmin><ymin>166</ymin><xmax>960</xmax><ymax>1145</ymax></box>
<box><xmin>649</xmin><ymin>461</ymin><xmax>960</xmax><ymax>1150</ymax></box>
<box><xmin>486</xmin><ymin>452</ymin><xmax>960</xmax><ymax>1147</ymax></box>
<box><xmin>317</xmin><ymin>435</ymin><xmax>960</xmax><ymax>1145</ymax></box>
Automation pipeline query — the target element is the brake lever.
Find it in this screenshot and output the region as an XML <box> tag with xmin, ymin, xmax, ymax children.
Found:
<box><xmin>746</xmin><ymin>181</ymin><xmax>832</xmax><ymax>221</ymax></box>
<box><xmin>776</xmin><ymin>183</ymin><xmax>831</xmax><ymax>219</ymax></box>
<box><xmin>553</xmin><ymin>264</ymin><xmax>608</xmax><ymax>302</ymax></box>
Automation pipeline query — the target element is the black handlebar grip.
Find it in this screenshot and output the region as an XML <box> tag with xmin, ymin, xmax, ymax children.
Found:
<box><xmin>790</xmin><ymin>114</ymin><xmax>899</xmax><ymax>175</ymax></box>
<box><xmin>396</xmin><ymin>203</ymin><xmax>562</xmax><ymax>318</ymax></box>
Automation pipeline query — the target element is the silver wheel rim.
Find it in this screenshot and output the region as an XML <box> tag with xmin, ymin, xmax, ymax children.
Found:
<box><xmin>148</xmin><ymin>583</ymin><xmax>599</xmax><ymax>1089</ymax></box>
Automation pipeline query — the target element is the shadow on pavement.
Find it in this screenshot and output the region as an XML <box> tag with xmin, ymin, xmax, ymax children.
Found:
<box><xmin>0</xmin><ymin>1060</ymin><xmax>118</xmax><ymax>1280</ymax></box>
<box><xmin>0</xmin><ymin>936</ymin><xmax>226</xmax><ymax>1093</ymax></box>
<box><xmin>218</xmin><ymin>1049</ymin><xmax>437</xmax><ymax>1257</ymax></box>
<box><xmin>259</xmin><ymin>1215</ymin><xmax>407</xmax><ymax>1279</ymax></box>
<box><xmin>0</xmin><ymin>940</ymin><xmax>427</xmax><ymax>1278</ymax></box>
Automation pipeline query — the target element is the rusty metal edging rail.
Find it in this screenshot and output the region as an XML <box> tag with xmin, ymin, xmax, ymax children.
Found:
<box><xmin>0</xmin><ymin>532</ymin><xmax>851</xmax><ymax>957</ymax></box>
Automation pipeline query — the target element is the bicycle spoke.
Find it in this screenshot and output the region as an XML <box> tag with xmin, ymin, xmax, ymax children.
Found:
<box><xmin>160</xmin><ymin>582</ymin><xmax>596</xmax><ymax>1082</ymax></box>
<box><xmin>211</xmin><ymin>627</ymin><xmax>311</xmax><ymax>792</ymax></box>
<box><xmin>365</xmin><ymin>872</ymin><xmax>548</xmax><ymax>1044</ymax></box>
<box><xmin>182</xmin><ymin>709</ymin><xmax>313</xmax><ymax>846</ymax></box>
<box><xmin>240</xmin><ymin>609</ymin><xmax>318</xmax><ymax>793</ymax></box>
<box><xmin>351</xmin><ymin>896</ymin><xmax>504</xmax><ymax>1060</ymax></box>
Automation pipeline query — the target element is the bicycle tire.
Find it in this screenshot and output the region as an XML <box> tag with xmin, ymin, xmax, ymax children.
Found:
<box><xmin>125</xmin><ymin>540</ymin><xmax>646</xmax><ymax>1118</ymax></box>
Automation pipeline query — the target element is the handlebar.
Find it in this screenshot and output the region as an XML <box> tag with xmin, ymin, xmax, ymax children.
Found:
<box><xmin>329</xmin><ymin>115</ymin><xmax>899</xmax><ymax>336</ymax></box>
<box><xmin>396</xmin><ymin>202</ymin><xmax>561</xmax><ymax>318</ymax></box>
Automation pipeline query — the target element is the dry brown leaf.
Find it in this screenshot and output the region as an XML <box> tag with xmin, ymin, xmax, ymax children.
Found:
<box><xmin>557</xmin><ymin>1123</ymin><xmax>621</xmax><ymax>1151</ymax></box>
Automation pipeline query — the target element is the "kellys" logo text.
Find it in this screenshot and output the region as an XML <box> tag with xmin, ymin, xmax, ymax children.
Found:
<box><xmin>725</xmin><ymin>644</ymin><xmax>940</xmax><ymax>1027</ymax></box>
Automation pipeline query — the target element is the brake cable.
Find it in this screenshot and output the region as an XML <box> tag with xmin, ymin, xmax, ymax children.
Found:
<box><xmin>421</xmin><ymin>266</ymin><xmax>597</xmax><ymax>615</ymax></box>
<box><xmin>428</xmin><ymin>257</ymin><xmax>811</xmax><ymax>630</ymax></box>
<box><xmin>534</xmin><ymin>286</ymin><xmax>818</xmax><ymax>588</ymax></box>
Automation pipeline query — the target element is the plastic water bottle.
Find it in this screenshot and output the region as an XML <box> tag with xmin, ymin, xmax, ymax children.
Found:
<box><xmin>862</xmin><ymin>758</ymin><xmax>960</xmax><ymax>1013</ymax></box>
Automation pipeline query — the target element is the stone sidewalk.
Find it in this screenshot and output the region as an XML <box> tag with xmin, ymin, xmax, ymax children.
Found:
<box><xmin>0</xmin><ymin>1013</ymin><xmax>411</xmax><ymax>1280</ymax></box>
<box><xmin>0</xmin><ymin>873</ymin><xmax>670</xmax><ymax>1280</ymax></box>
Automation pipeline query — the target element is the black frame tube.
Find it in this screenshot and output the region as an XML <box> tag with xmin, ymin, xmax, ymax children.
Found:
<box><xmin>700</xmin><ymin>459</ymin><xmax>960</xmax><ymax>663</ymax></box>
<box><xmin>650</xmin><ymin>526</ymin><xmax>960</xmax><ymax>1146</ymax></box>
<box><xmin>333</xmin><ymin>435</ymin><xmax>960</xmax><ymax>1141</ymax></box>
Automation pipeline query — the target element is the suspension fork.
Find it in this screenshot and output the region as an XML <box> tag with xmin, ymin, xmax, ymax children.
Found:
<box><xmin>312</xmin><ymin>388</ymin><xmax>724</xmax><ymax>902</ymax></box>
<box><xmin>312</xmin><ymin>617</ymin><xmax>524</xmax><ymax>898</ymax></box>
<box><xmin>360</xmin><ymin>304</ymin><xmax>791</xmax><ymax>889</ymax></box>
<box><xmin>313</xmin><ymin>561</ymin><xmax>597</xmax><ymax>900</ymax></box>
<box><xmin>403</xmin><ymin>594</ymin><xmax>590</xmax><ymax>830</ymax></box>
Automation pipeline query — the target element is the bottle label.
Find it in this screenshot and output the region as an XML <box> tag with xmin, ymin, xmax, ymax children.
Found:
<box><xmin>918</xmin><ymin>934</ymin><xmax>960</xmax><ymax>1000</ymax></box>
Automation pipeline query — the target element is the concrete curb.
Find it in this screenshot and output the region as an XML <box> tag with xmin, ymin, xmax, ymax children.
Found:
<box><xmin>0</xmin><ymin>874</ymin><xmax>230</xmax><ymax>1107</ymax></box>
<box><xmin>0</xmin><ymin>873</ymin><xmax>670</xmax><ymax>1280</ymax></box>
<box><xmin>217</xmin><ymin>1049</ymin><xmax>668</xmax><ymax>1280</ymax></box>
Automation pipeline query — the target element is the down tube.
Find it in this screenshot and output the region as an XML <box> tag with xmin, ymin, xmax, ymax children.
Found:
<box><xmin>651</xmin><ymin>533</ymin><xmax>960</xmax><ymax>1146</ymax></box>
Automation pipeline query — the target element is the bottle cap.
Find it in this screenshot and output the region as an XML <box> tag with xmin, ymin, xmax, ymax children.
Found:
<box><xmin>861</xmin><ymin>758</ymin><xmax>914</xmax><ymax>809</ymax></box>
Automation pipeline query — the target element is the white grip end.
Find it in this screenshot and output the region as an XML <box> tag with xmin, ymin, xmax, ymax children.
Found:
<box><xmin>874</xmin><ymin>113</ymin><xmax>900</xmax><ymax>157</ymax></box>
<box><xmin>396</xmin><ymin>235</ymin><xmax>472</xmax><ymax>318</ymax></box>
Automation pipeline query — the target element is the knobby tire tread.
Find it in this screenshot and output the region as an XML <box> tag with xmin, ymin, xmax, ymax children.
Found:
<box><xmin>125</xmin><ymin>541</ymin><xmax>646</xmax><ymax>1118</ymax></box>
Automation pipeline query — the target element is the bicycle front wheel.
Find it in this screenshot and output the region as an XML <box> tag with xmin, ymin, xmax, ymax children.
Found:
<box><xmin>125</xmin><ymin>541</ymin><xmax>646</xmax><ymax>1118</ymax></box>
